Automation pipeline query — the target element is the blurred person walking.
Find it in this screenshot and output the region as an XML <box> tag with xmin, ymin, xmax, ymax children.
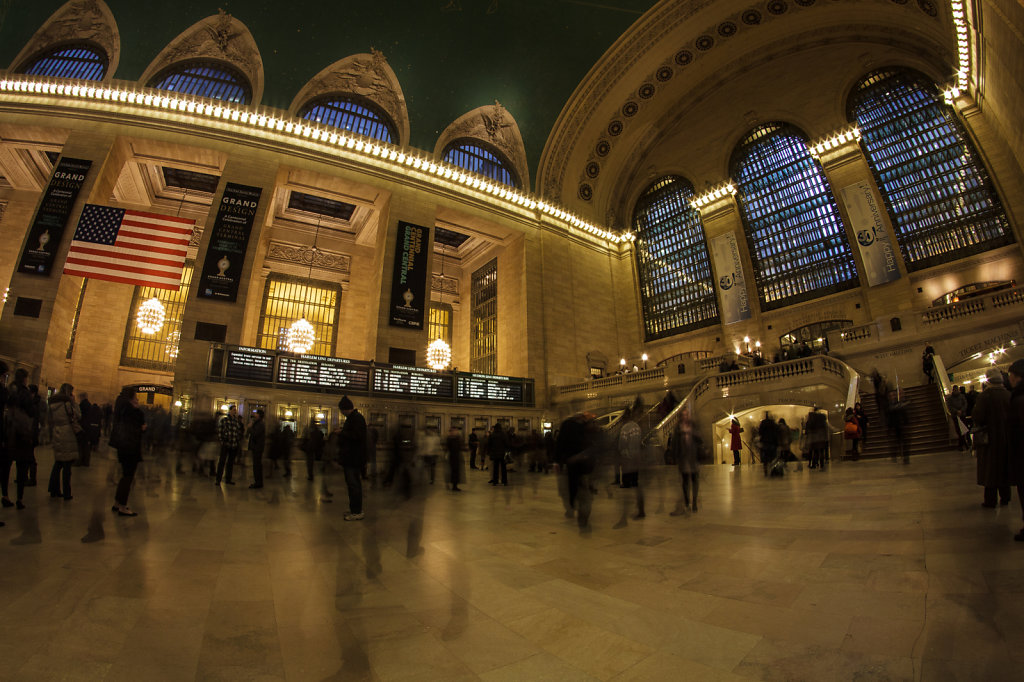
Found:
<box><xmin>973</xmin><ymin>368</ymin><xmax>1010</xmax><ymax>508</ymax></box>
<box><xmin>111</xmin><ymin>387</ymin><xmax>145</xmax><ymax>516</ymax></box>
<box><xmin>47</xmin><ymin>383</ymin><xmax>81</xmax><ymax>500</ymax></box>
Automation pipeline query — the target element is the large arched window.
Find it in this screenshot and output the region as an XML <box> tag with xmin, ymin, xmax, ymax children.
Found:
<box><xmin>21</xmin><ymin>43</ymin><xmax>107</xmax><ymax>81</ymax></box>
<box><xmin>148</xmin><ymin>60</ymin><xmax>251</xmax><ymax>104</ymax></box>
<box><xmin>848</xmin><ymin>69</ymin><xmax>1013</xmax><ymax>271</ymax></box>
<box><xmin>442</xmin><ymin>140</ymin><xmax>519</xmax><ymax>188</ymax></box>
<box><xmin>731</xmin><ymin>123</ymin><xmax>859</xmax><ymax>311</ymax></box>
<box><xmin>632</xmin><ymin>176</ymin><xmax>718</xmax><ymax>340</ymax></box>
<box><xmin>299</xmin><ymin>94</ymin><xmax>396</xmax><ymax>144</ymax></box>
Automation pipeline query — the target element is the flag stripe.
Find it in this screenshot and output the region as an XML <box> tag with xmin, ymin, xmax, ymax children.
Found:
<box><xmin>120</xmin><ymin>218</ymin><xmax>193</xmax><ymax>236</ymax></box>
<box><xmin>123</xmin><ymin>209</ymin><xmax>195</xmax><ymax>225</ymax></box>
<box><xmin>65</xmin><ymin>256</ymin><xmax>183</xmax><ymax>279</ymax></box>
<box><xmin>63</xmin><ymin>266</ymin><xmax>182</xmax><ymax>290</ymax></box>
<box><xmin>117</xmin><ymin>229</ymin><xmax>191</xmax><ymax>247</ymax></box>
<box><xmin>65</xmin><ymin>252</ymin><xmax>183</xmax><ymax>272</ymax></box>
<box><xmin>72</xmin><ymin>240</ymin><xmax>187</xmax><ymax>260</ymax></box>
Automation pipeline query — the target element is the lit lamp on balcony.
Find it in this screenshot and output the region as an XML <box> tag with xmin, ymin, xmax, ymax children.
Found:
<box><xmin>743</xmin><ymin>336</ymin><xmax>751</xmax><ymax>354</ymax></box>
<box><xmin>641</xmin><ymin>353</ymin><xmax>648</xmax><ymax>370</ymax></box>
<box><xmin>136</xmin><ymin>297</ymin><xmax>165</xmax><ymax>335</ymax></box>
<box><xmin>620</xmin><ymin>358</ymin><xmax>627</xmax><ymax>373</ymax></box>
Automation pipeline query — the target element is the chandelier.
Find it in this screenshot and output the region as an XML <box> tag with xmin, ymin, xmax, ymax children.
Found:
<box><xmin>136</xmin><ymin>297</ymin><xmax>166</xmax><ymax>335</ymax></box>
<box><xmin>288</xmin><ymin>317</ymin><xmax>315</xmax><ymax>354</ymax></box>
<box><xmin>426</xmin><ymin>337</ymin><xmax>452</xmax><ymax>371</ymax></box>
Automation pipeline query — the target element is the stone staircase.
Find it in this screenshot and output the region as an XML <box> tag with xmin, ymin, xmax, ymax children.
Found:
<box><xmin>855</xmin><ymin>384</ymin><xmax>952</xmax><ymax>459</ymax></box>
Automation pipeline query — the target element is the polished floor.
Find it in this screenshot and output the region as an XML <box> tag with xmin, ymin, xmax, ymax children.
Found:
<box><xmin>1</xmin><ymin>446</ymin><xmax>1022</xmax><ymax>681</ymax></box>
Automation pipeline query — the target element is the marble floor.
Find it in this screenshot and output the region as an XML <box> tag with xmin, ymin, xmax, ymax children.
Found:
<box><xmin>1</xmin><ymin>447</ymin><xmax>1022</xmax><ymax>681</ymax></box>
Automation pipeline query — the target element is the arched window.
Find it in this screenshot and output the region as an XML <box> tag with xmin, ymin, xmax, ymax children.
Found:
<box><xmin>21</xmin><ymin>43</ymin><xmax>107</xmax><ymax>81</ymax></box>
<box><xmin>299</xmin><ymin>95</ymin><xmax>396</xmax><ymax>144</ymax></box>
<box><xmin>257</xmin><ymin>275</ymin><xmax>341</xmax><ymax>357</ymax></box>
<box><xmin>632</xmin><ymin>176</ymin><xmax>718</xmax><ymax>340</ymax></box>
<box><xmin>848</xmin><ymin>69</ymin><xmax>1014</xmax><ymax>271</ymax></box>
<box><xmin>148</xmin><ymin>60</ymin><xmax>251</xmax><ymax>103</ymax></box>
<box><xmin>121</xmin><ymin>264</ymin><xmax>193</xmax><ymax>371</ymax></box>
<box><xmin>731</xmin><ymin>123</ymin><xmax>859</xmax><ymax>311</ymax></box>
<box><xmin>442</xmin><ymin>140</ymin><xmax>519</xmax><ymax>188</ymax></box>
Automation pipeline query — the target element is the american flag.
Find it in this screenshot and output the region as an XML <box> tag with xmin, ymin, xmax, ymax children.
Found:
<box><xmin>63</xmin><ymin>205</ymin><xmax>195</xmax><ymax>290</ymax></box>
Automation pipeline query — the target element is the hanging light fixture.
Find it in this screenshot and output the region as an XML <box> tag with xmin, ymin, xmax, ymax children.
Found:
<box><xmin>426</xmin><ymin>242</ymin><xmax>452</xmax><ymax>370</ymax></box>
<box><xmin>136</xmin><ymin>297</ymin><xmax>166</xmax><ymax>335</ymax></box>
<box><xmin>288</xmin><ymin>211</ymin><xmax>321</xmax><ymax>354</ymax></box>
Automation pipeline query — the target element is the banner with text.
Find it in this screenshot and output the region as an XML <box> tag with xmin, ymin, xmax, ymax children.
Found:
<box><xmin>197</xmin><ymin>182</ymin><xmax>263</xmax><ymax>302</ymax></box>
<box><xmin>388</xmin><ymin>221</ymin><xmax>429</xmax><ymax>329</ymax></box>
<box><xmin>840</xmin><ymin>181</ymin><xmax>901</xmax><ymax>287</ymax></box>
<box><xmin>710</xmin><ymin>232</ymin><xmax>752</xmax><ymax>324</ymax></box>
<box><xmin>17</xmin><ymin>157</ymin><xmax>93</xmax><ymax>276</ymax></box>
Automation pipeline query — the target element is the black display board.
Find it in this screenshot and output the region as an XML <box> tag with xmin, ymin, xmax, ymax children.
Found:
<box><xmin>388</xmin><ymin>221</ymin><xmax>429</xmax><ymax>329</ymax></box>
<box><xmin>277</xmin><ymin>355</ymin><xmax>371</xmax><ymax>393</ymax></box>
<box><xmin>197</xmin><ymin>182</ymin><xmax>262</xmax><ymax>302</ymax></box>
<box><xmin>457</xmin><ymin>374</ymin><xmax>525</xmax><ymax>402</ymax></box>
<box><xmin>372</xmin><ymin>365</ymin><xmax>454</xmax><ymax>398</ymax></box>
<box><xmin>225</xmin><ymin>347</ymin><xmax>275</xmax><ymax>382</ymax></box>
<box><xmin>17</xmin><ymin>157</ymin><xmax>92</xmax><ymax>276</ymax></box>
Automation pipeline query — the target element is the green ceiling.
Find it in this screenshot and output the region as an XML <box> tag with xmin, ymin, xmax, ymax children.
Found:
<box><xmin>0</xmin><ymin>0</ymin><xmax>659</xmax><ymax>188</ymax></box>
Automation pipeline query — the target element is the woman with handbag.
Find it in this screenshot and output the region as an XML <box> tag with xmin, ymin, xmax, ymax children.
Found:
<box><xmin>973</xmin><ymin>368</ymin><xmax>1011</xmax><ymax>507</ymax></box>
<box><xmin>47</xmin><ymin>383</ymin><xmax>81</xmax><ymax>500</ymax></box>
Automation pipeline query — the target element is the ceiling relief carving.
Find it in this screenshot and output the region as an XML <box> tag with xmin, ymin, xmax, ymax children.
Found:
<box><xmin>431</xmin><ymin>274</ymin><xmax>459</xmax><ymax>296</ymax></box>
<box><xmin>10</xmin><ymin>0</ymin><xmax>120</xmax><ymax>78</ymax></box>
<box><xmin>290</xmin><ymin>50</ymin><xmax>410</xmax><ymax>146</ymax></box>
<box><xmin>435</xmin><ymin>101</ymin><xmax>530</xmax><ymax>190</ymax></box>
<box><xmin>266</xmin><ymin>241</ymin><xmax>351</xmax><ymax>274</ymax></box>
<box><xmin>140</xmin><ymin>10</ymin><xmax>264</xmax><ymax>104</ymax></box>
<box><xmin>544</xmin><ymin>0</ymin><xmax>941</xmax><ymax>204</ymax></box>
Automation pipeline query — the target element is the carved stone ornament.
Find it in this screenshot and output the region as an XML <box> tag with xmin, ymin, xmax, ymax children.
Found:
<box><xmin>139</xmin><ymin>10</ymin><xmax>264</xmax><ymax>104</ymax></box>
<box><xmin>266</xmin><ymin>241</ymin><xmax>351</xmax><ymax>274</ymax></box>
<box><xmin>431</xmin><ymin>274</ymin><xmax>459</xmax><ymax>296</ymax></box>
<box><xmin>435</xmin><ymin>101</ymin><xmax>530</xmax><ymax>189</ymax></box>
<box><xmin>189</xmin><ymin>225</ymin><xmax>203</xmax><ymax>247</ymax></box>
<box><xmin>10</xmin><ymin>0</ymin><xmax>120</xmax><ymax>78</ymax></box>
<box><xmin>290</xmin><ymin>50</ymin><xmax>410</xmax><ymax>146</ymax></box>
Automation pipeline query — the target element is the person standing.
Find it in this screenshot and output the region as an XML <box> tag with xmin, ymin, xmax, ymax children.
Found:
<box><xmin>729</xmin><ymin>418</ymin><xmax>743</xmax><ymax>466</ymax></box>
<box><xmin>854</xmin><ymin>402</ymin><xmax>869</xmax><ymax>447</ymax></box>
<box><xmin>887</xmin><ymin>390</ymin><xmax>910</xmax><ymax>464</ymax></box>
<box><xmin>302</xmin><ymin>418</ymin><xmax>324</xmax><ymax>481</ymax></box>
<box><xmin>77</xmin><ymin>392</ymin><xmax>93</xmax><ymax>466</ymax></box>
<box><xmin>844</xmin><ymin>407</ymin><xmax>861</xmax><ymax>459</ymax></box>
<box><xmin>1005</xmin><ymin>360</ymin><xmax>1024</xmax><ymax>541</ymax></box>
<box><xmin>4</xmin><ymin>368</ymin><xmax>37</xmax><ymax>509</ymax></box>
<box><xmin>247</xmin><ymin>409</ymin><xmax>266</xmax><ymax>489</ymax></box>
<box><xmin>418</xmin><ymin>426</ymin><xmax>441</xmax><ymax>484</ymax></box>
<box><xmin>758</xmin><ymin>413</ymin><xmax>778</xmax><ymax>476</ymax></box>
<box><xmin>806</xmin><ymin>408</ymin><xmax>829</xmax><ymax>470</ymax></box>
<box><xmin>614</xmin><ymin>408</ymin><xmax>643</xmax><ymax>527</ymax></box>
<box><xmin>973</xmin><ymin>368</ymin><xmax>1010</xmax><ymax>508</ymax></box>
<box><xmin>47</xmin><ymin>383</ymin><xmax>81</xmax><ymax>500</ymax></box>
<box><xmin>487</xmin><ymin>423</ymin><xmax>509</xmax><ymax>486</ymax></box>
<box><xmin>446</xmin><ymin>426</ymin><xmax>463</xmax><ymax>492</ymax></box>
<box><xmin>668</xmin><ymin>407</ymin><xmax>702</xmax><ymax>515</ymax></box>
<box><xmin>111</xmin><ymin>387</ymin><xmax>145</xmax><ymax>516</ymax></box>
<box><xmin>215</xmin><ymin>405</ymin><xmax>243</xmax><ymax>485</ymax></box>
<box><xmin>338</xmin><ymin>396</ymin><xmax>367</xmax><ymax>521</ymax></box>
<box><xmin>468</xmin><ymin>429</ymin><xmax>479</xmax><ymax>470</ymax></box>
<box><xmin>947</xmin><ymin>386</ymin><xmax>969</xmax><ymax>451</ymax></box>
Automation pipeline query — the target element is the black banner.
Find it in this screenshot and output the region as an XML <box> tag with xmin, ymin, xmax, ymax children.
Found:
<box><xmin>388</xmin><ymin>221</ymin><xmax>429</xmax><ymax>329</ymax></box>
<box><xmin>197</xmin><ymin>182</ymin><xmax>262</xmax><ymax>302</ymax></box>
<box><xmin>17</xmin><ymin>157</ymin><xmax>92</xmax><ymax>276</ymax></box>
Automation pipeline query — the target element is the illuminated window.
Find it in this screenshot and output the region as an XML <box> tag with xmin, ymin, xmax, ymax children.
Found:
<box><xmin>21</xmin><ymin>44</ymin><xmax>107</xmax><ymax>80</ymax></box>
<box><xmin>779</xmin><ymin>319</ymin><xmax>852</xmax><ymax>356</ymax></box>
<box><xmin>442</xmin><ymin>140</ymin><xmax>519</xmax><ymax>188</ymax></box>
<box><xmin>632</xmin><ymin>176</ymin><xmax>718</xmax><ymax>340</ymax></box>
<box><xmin>299</xmin><ymin>95</ymin><xmax>395</xmax><ymax>143</ymax></box>
<box><xmin>256</xmin><ymin>275</ymin><xmax>340</xmax><ymax>357</ymax></box>
<box><xmin>149</xmin><ymin>60</ymin><xmax>251</xmax><ymax>103</ymax></box>
<box><xmin>428</xmin><ymin>303</ymin><xmax>453</xmax><ymax>346</ymax></box>
<box><xmin>121</xmin><ymin>264</ymin><xmax>193</xmax><ymax>371</ymax></box>
<box><xmin>731</xmin><ymin>122</ymin><xmax>859</xmax><ymax>311</ymax></box>
<box><xmin>470</xmin><ymin>259</ymin><xmax>497</xmax><ymax>374</ymax></box>
<box><xmin>849</xmin><ymin>69</ymin><xmax>1013</xmax><ymax>271</ymax></box>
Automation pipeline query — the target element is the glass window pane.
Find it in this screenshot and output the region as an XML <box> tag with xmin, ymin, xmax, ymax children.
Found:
<box><xmin>443</xmin><ymin>142</ymin><xmax>518</xmax><ymax>188</ymax></box>
<box><xmin>121</xmin><ymin>264</ymin><xmax>194</xmax><ymax>371</ymax></box>
<box><xmin>150</xmin><ymin>60</ymin><xmax>251</xmax><ymax>104</ymax></box>
<box><xmin>428</xmin><ymin>303</ymin><xmax>452</xmax><ymax>346</ymax></box>
<box><xmin>256</xmin><ymin>275</ymin><xmax>341</xmax><ymax>357</ymax></box>
<box><xmin>632</xmin><ymin>176</ymin><xmax>719</xmax><ymax>340</ymax></box>
<box><xmin>849</xmin><ymin>69</ymin><xmax>1013</xmax><ymax>271</ymax></box>
<box><xmin>22</xmin><ymin>44</ymin><xmax>107</xmax><ymax>81</ymax></box>
<box><xmin>470</xmin><ymin>259</ymin><xmax>497</xmax><ymax>374</ymax></box>
<box><xmin>731</xmin><ymin>123</ymin><xmax>859</xmax><ymax>311</ymax></box>
<box><xmin>300</xmin><ymin>95</ymin><xmax>395</xmax><ymax>144</ymax></box>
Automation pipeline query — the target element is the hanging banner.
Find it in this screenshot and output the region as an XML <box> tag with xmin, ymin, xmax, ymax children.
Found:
<box><xmin>17</xmin><ymin>157</ymin><xmax>93</xmax><ymax>276</ymax></box>
<box><xmin>840</xmin><ymin>181</ymin><xmax>901</xmax><ymax>287</ymax></box>
<box><xmin>197</xmin><ymin>182</ymin><xmax>263</xmax><ymax>302</ymax></box>
<box><xmin>388</xmin><ymin>221</ymin><xmax>429</xmax><ymax>329</ymax></box>
<box><xmin>710</xmin><ymin>232</ymin><xmax>751</xmax><ymax>324</ymax></box>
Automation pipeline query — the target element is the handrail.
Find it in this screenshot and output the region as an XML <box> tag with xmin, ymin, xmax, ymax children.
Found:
<box><xmin>554</xmin><ymin>366</ymin><xmax>665</xmax><ymax>396</ymax></box>
<box><xmin>922</xmin><ymin>286</ymin><xmax>1024</xmax><ymax>325</ymax></box>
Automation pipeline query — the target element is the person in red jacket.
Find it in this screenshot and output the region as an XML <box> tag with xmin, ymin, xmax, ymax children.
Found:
<box><xmin>729</xmin><ymin>418</ymin><xmax>743</xmax><ymax>466</ymax></box>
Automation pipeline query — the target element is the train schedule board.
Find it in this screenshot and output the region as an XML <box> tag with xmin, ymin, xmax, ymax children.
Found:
<box><xmin>456</xmin><ymin>373</ymin><xmax>525</xmax><ymax>403</ymax></box>
<box><xmin>224</xmin><ymin>347</ymin><xmax>275</xmax><ymax>383</ymax></box>
<box><xmin>277</xmin><ymin>355</ymin><xmax>371</xmax><ymax>392</ymax></box>
<box><xmin>372</xmin><ymin>365</ymin><xmax>454</xmax><ymax>399</ymax></box>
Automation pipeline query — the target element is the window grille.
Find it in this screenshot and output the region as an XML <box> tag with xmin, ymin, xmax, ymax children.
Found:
<box><xmin>22</xmin><ymin>44</ymin><xmax>107</xmax><ymax>80</ymax></box>
<box><xmin>149</xmin><ymin>60</ymin><xmax>251</xmax><ymax>103</ymax></box>
<box><xmin>428</xmin><ymin>303</ymin><xmax>453</xmax><ymax>346</ymax></box>
<box><xmin>299</xmin><ymin>95</ymin><xmax>396</xmax><ymax>144</ymax></box>
<box><xmin>470</xmin><ymin>259</ymin><xmax>497</xmax><ymax>374</ymax></box>
<box><xmin>442</xmin><ymin>141</ymin><xmax>519</xmax><ymax>188</ymax></box>
<box><xmin>121</xmin><ymin>264</ymin><xmax>193</xmax><ymax>371</ymax></box>
<box><xmin>731</xmin><ymin>123</ymin><xmax>859</xmax><ymax>311</ymax></box>
<box><xmin>632</xmin><ymin>176</ymin><xmax>719</xmax><ymax>340</ymax></box>
<box><xmin>256</xmin><ymin>275</ymin><xmax>340</xmax><ymax>357</ymax></box>
<box><xmin>848</xmin><ymin>69</ymin><xmax>1013</xmax><ymax>271</ymax></box>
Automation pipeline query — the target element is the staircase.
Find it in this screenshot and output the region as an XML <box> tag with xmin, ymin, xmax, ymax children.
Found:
<box><xmin>856</xmin><ymin>384</ymin><xmax>952</xmax><ymax>459</ymax></box>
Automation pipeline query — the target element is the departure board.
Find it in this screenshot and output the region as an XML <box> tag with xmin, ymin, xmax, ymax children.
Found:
<box><xmin>457</xmin><ymin>374</ymin><xmax>524</xmax><ymax>402</ymax></box>
<box><xmin>372</xmin><ymin>365</ymin><xmax>454</xmax><ymax>398</ymax></box>
<box><xmin>277</xmin><ymin>355</ymin><xmax>371</xmax><ymax>392</ymax></box>
<box><xmin>225</xmin><ymin>348</ymin><xmax>275</xmax><ymax>382</ymax></box>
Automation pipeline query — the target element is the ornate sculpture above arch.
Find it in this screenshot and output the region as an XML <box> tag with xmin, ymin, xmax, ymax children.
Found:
<box><xmin>435</xmin><ymin>102</ymin><xmax>530</xmax><ymax>190</ymax></box>
<box><xmin>8</xmin><ymin>0</ymin><xmax>120</xmax><ymax>80</ymax></box>
<box><xmin>139</xmin><ymin>10</ymin><xmax>264</xmax><ymax>105</ymax></box>
<box><xmin>289</xmin><ymin>51</ymin><xmax>410</xmax><ymax>147</ymax></box>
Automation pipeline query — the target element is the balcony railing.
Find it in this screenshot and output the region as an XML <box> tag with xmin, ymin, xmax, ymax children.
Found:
<box><xmin>922</xmin><ymin>287</ymin><xmax>1023</xmax><ymax>325</ymax></box>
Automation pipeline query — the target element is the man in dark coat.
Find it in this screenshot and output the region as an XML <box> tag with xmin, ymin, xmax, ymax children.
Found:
<box><xmin>338</xmin><ymin>396</ymin><xmax>367</xmax><ymax>520</ymax></box>
<box><xmin>973</xmin><ymin>368</ymin><xmax>1011</xmax><ymax>507</ymax></box>
<box><xmin>247</xmin><ymin>409</ymin><xmax>266</xmax><ymax>489</ymax></box>
<box><xmin>758</xmin><ymin>413</ymin><xmax>778</xmax><ymax>476</ymax></box>
<box><xmin>1006</xmin><ymin>359</ymin><xmax>1024</xmax><ymax>541</ymax></box>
